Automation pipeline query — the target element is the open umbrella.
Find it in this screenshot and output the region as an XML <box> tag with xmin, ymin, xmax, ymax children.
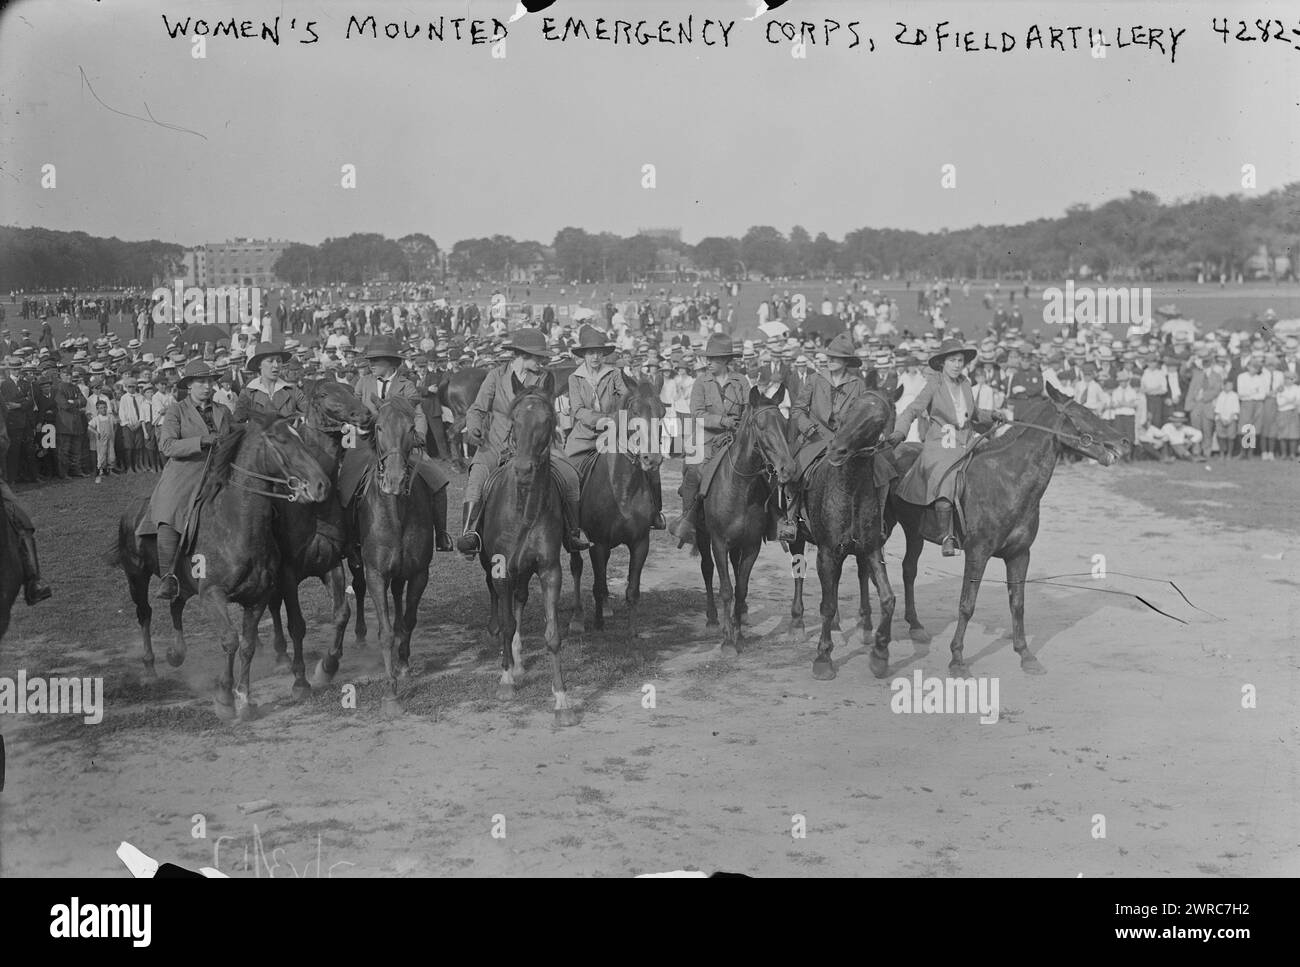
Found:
<box><xmin>182</xmin><ymin>323</ymin><xmax>232</xmax><ymax>346</ymax></box>
<box><xmin>799</xmin><ymin>312</ymin><xmax>845</xmax><ymax>340</ymax></box>
<box><xmin>1158</xmin><ymin>317</ymin><xmax>1198</xmax><ymax>339</ymax></box>
<box><xmin>571</xmin><ymin>307</ymin><xmax>596</xmax><ymax>322</ymax></box>
<box><xmin>757</xmin><ymin>320</ymin><xmax>789</xmax><ymax>339</ymax></box>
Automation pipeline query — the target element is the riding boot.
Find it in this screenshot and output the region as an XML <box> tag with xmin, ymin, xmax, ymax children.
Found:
<box><xmin>648</xmin><ymin>465</ymin><xmax>666</xmax><ymax>529</ymax></box>
<box><xmin>562</xmin><ymin>494</ymin><xmax>592</xmax><ymax>553</ymax></box>
<box><xmin>432</xmin><ymin>486</ymin><xmax>453</xmax><ymax>552</ymax></box>
<box><xmin>456</xmin><ymin>500</ymin><xmax>483</xmax><ymax>557</ymax></box>
<box><xmin>668</xmin><ymin>468</ymin><xmax>701</xmax><ymax>546</ymax></box>
<box><xmin>17</xmin><ymin>531</ymin><xmax>51</xmax><ymax>605</ymax></box>
<box><xmin>155</xmin><ymin>523</ymin><xmax>181</xmax><ymax>599</ymax></box>
<box><xmin>935</xmin><ymin>498</ymin><xmax>959</xmax><ymax>556</ymax></box>
<box><xmin>780</xmin><ymin>490</ymin><xmax>803</xmax><ymax>544</ymax></box>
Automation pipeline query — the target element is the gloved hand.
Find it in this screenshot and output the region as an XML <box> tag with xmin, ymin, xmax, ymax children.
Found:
<box><xmin>199</xmin><ymin>432</ymin><xmax>218</xmax><ymax>448</ymax></box>
<box><xmin>886</xmin><ymin>430</ymin><xmax>907</xmax><ymax>446</ymax></box>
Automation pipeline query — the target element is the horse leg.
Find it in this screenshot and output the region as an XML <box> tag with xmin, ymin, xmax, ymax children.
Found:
<box><xmin>698</xmin><ymin>530</ymin><xmax>718</xmax><ymax>635</ymax></box>
<box><xmin>715</xmin><ymin>534</ymin><xmax>739</xmax><ymax>656</ymax></box>
<box><xmin>863</xmin><ymin>549</ymin><xmax>896</xmax><ymax>679</ymax></box>
<box><xmin>484</xmin><ymin>566</ymin><xmax>501</xmax><ymax>643</ymax></box>
<box><xmin>312</xmin><ymin>566</ymin><xmax>350</xmax><ymax>687</ymax></box>
<box><xmin>590</xmin><ymin>542</ymin><xmax>610</xmax><ymax>632</ymax></box>
<box><xmin>788</xmin><ymin>537</ymin><xmax>807</xmax><ymax>645</ymax></box>
<box><xmin>350</xmin><ymin>558</ymin><xmax>368</xmax><ymax>648</ymax></box>
<box><xmin>201</xmin><ymin>587</ymin><xmax>238</xmax><ymax>721</ymax></box>
<box><xmin>234</xmin><ymin>604</ymin><xmax>264</xmax><ymax>722</ymax></box>
<box><xmin>812</xmin><ymin>547</ymin><xmax>844</xmax><ymax>680</ymax></box>
<box><xmin>390</xmin><ymin>575</ymin><xmax>409</xmax><ymax>678</ymax></box>
<box><xmin>268</xmin><ymin>586</ymin><xmax>289</xmax><ymax>667</ymax></box>
<box><xmin>366</xmin><ymin>563</ymin><xmax>400</xmax><ymax>716</ymax></box>
<box><xmin>495</xmin><ymin>576</ymin><xmax>518</xmax><ymax>701</ymax></box>
<box><xmin>283</xmin><ymin>576</ymin><xmax>311</xmax><ymax>701</ymax></box>
<box><xmin>568</xmin><ymin>550</ymin><xmax>585</xmax><ymax>635</ymax></box>
<box><xmin>545</xmin><ymin>565</ymin><xmax>576</xmax><ymax>727</ymax></box>
<box><xmin>902</xmin><ymin>521</ymin><xmax>930</xmax><ymax>645</ymax></box>
<box><xmin>728</xmin><ymin>545</ymin><xmax>748</xmax><ymax>622</ymax></box>
<box><xmin>398</xmin><ymin>568</ymin><xmax>428</xmax><ymax>678</ymax></box>
<box><xmin>1005</xmin><ymin>549</ymin><xmax>1044</xmax><ymax>674</ymax></box>
<box><xmin>130</xmin><ymin>569</ymin><xmax>156</xmax><ymax>681</ymax></box>
<box><xmin>625</xmin><ymin>535</ymin><xmax>649</xmax><ymax>642</ymax></box>
<box><xmin>511</xmin><ymin>583</ymin><xmax>529</xmax><ymax>678</ymax></box>
<box><xmin>166</xmin><ymin>594</ymin><xmax>188</xmax><ymax>668</ymax></box>
<box><xmin>731</xmin><ymin>543</ymin><xmax>761</xmax><ymax>651</ymax></box>
<box><xmin>949</xmin><ymin>551</ymin><xmax>991</xmax><ymax>676</ymax></box>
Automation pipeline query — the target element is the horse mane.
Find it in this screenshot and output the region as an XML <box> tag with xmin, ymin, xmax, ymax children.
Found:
<box><xmin>195</xmin><ymin>418</ymin><xmax>256</xmax><ymax>504</ymax></box>
<box><xmin>379</xmin><ymin>395</ymin><xmax>416</xmax><ymax>421</ymax></box>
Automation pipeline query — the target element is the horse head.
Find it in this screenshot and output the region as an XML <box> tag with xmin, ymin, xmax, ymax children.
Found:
<box><xmin>306</xmin><ymin>379</ymin><xmax>372</xmax><ymax>434</ymax></box>
<box><xmin>743</xmin><ymin>385</ymin><xmax>797</xmax><ymax>486</ymax></box>
<box><xmin>239</xmin><ymin>416</ymin><xmax>332</xmax><ymax>504</ymax></box>
<box><xmin>374</xmin><ymin>397</ymin><xmax>418</xmax><ymax>496</ymax></box>
<box><xmin>1041</xmin><ymin>382</ymin><xmax>1130</xmax><ymax>465</ymax></box>
<box><xmin>623</xmin><ymin>381</ymin><xmax>667</xmax><ymax>473</ymax></box>
<box><xmin>509</xmin><ymin>385</ymin><xmax>556</xmax><ymax>487</ymax></box>
<box><xmin>826</xmin><ymin>385</ymin><xmax>901</xmax><ymax>468</ymax></box>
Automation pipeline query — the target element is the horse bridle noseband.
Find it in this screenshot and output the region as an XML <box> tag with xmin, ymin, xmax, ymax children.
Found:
<box><xmin>375</xmin><ymin>444</ymin><xmax>416</xmax><ymax>496</ymax></box>
<box><xmin>230</xmin><ymin>427</ymin><xmax>312</xmax><ymax>502</ymax></box>
<box><xmin>727</xmin><ymin>409</ymin><xmax>780</xmax><ymax>481</ymax></box>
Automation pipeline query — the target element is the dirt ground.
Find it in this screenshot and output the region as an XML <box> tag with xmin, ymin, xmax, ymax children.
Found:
<box><xmin>1</xmin><ymin>457</ymin><xmax>1297</xmax><ymax>877</ymax></box>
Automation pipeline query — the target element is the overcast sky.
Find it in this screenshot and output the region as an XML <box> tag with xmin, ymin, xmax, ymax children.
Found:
<box><xmin>1</xmin><ymin>0</ymin><xmax>1295</xmax><ymax>248</ymax></box>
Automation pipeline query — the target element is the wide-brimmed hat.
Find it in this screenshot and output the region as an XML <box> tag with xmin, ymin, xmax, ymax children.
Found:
<box><xmin>177</xmin><ymin>359</ymin><xmax>217</xmax><ymax>387</ymax></box>
<box><xmin>702</xmin><ymin>333</ymin><xmax>738</xmax><ymax>359</ymax></box>
<box><xmin>246</xmin><ymin>342</ymin><xmax>290</xmax><ymax>371</ymax></box>
<box><xmin>928</xmin><ymin>339</ymin><xmax>978</xmax><ymax>371</ymax></box>
<box><xmin>364</xmin><ymin>335</ymin><xmax>405</xmax><ymax>362</ymax></box>
<box><xmin>573</xmin><ymin>324</ymin><xmax>614</xmax><ymax>354</ymax></box>
<box><xmin>504</xmin><ymin>328</ymin><xmax>551</xmax><ymax>358</ymax></box>
<box><xmin>824</xmin><ymin>333</ymin><xmax>858</xmax><ymax>360</ymax></box>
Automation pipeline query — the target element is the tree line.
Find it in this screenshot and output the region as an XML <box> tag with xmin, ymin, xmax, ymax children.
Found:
<box><xmin>2</xmin><ymin>184</ymin><xmax>1296</xmax><ymax>290</ymax></box>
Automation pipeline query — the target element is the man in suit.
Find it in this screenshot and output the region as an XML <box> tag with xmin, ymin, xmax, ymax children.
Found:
<box><xmin>53</xmin><ymin>368</ymin><xmax>88</xmax><ymax>478</ymax></box>
<box><xmin>1</xmin><ymin>355</ymin><xmax>34</xmax><ymax>482</ymax></box>
<box><xmin>351</xmin><ymin>335</ymin><xmax>453</xmax><ymax>551</ymax></box>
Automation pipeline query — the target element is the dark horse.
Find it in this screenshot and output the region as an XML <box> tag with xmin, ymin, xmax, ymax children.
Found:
<box><xmin>479</xmin><ymin>376</ymin><xmax>577</xmax><ymax>726</ymax></box>
<box><xmin>569</xmin><ymin>381</ymin><xmax>665</xmax><ymax>639</ymax></box>
<box><xmin>886</xmin><ymin>383</ymin><xmax>1129</xmax><ymax>675</ymax></box>
<box><xmin>438</xmin><ymin>367</ymin><xmax>487</xmax><ymax>470</ymax></box>
<box><xmin>350</xmin><ymin>397</ymin><xmax>435</xmax><ymax>715</ymax></box>
<box><xmin>695</xmin><ymin>387</ymin><xmax>797</xmax><ymax>655</ymax></box>
<box><xmin>787</xmin><ymin>386</ymin><xmax>903</xmax><ymax>681</ymax></box>
<box><xmin>262</xmin><ymin>380</ymin><xmax>372</xmax><ymax>700</ymax></box>
<box><xmin>111</xmin><ymin>418</ymin><xmax>330</xmax><ymax>719</ymax></box>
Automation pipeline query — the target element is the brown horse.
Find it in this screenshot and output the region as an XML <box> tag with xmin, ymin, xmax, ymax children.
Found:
<box><xmin>695</xmin><ymin>387</ymin><xmax>797</xmax><ymax>655</ymax></box>
<box><xmin>886</xmin><ymin>383</ymin><xmax>1130</xmax><ymax>675</ymax></box>
<box><xmin>787</xmin><ymin>387</ymin><xmax>902</xmax><ymax>680</ymax></box>
<box><xmin>111</xmin><ymin>417</ymin><xmax>330</xmax><ymax>719</ymax></box>
<box><xmin>262</xmin><ymin>380</ymin><xmax>372</xmax><ymax>700</ymax></box>
<box><xmin>351</xmin><ymin>397</ymin><xmax>435</xmax><ymax>715</ymax></box>
<box><xmin>479</xmin><ymin>377</ymin><xmax>577</xmax><ymax>726</ymax></box>
<box><xmin>569</xmin><ymin>381</ymin><xmax>664</xmax><ymax>639</ymax></box>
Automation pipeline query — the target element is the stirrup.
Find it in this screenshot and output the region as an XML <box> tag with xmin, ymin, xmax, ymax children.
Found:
<box><xmin>565</xmin><ymin>529</ymin><xmax>592</xmax><ymax>553</ymax></box>
<box><xmin>25</xmin><ymin>582</ymin><xmax>51</xmax><ymax>606</ymax></box>
<box><xmin>156</xmin><ymin>573</ymin><xmax>180</xmax><ymax>600</ymax></box>
<box><xmin>456</xmin><ymin>532</ymin><xmax>481</xmax><ymax>557</ymax></box>
<box><xmin>941</xmin><ymin>536</ymin><xmax>960</xmax><ymax>557</ymax></box>
<box><xmin>650</xmin><ymin>511</ymin><xmax>667</xmax><ymax>530</ymax></box>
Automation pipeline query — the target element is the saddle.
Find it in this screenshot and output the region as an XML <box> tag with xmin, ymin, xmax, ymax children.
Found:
<box><xmin>575</xmin><ymin>451</ymin><xmax>600</xmax><ymax>492</ymax></box>
<box><xmin>697</xmin><ymin>434</ymin><xmax>734</xmax><ymax>499</ymax></box>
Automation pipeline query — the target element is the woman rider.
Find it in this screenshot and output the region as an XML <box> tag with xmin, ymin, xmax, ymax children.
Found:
<box><xmin>233</xmin><ymin>342</ymin><xmax>305</xmax><ymax>423</ymax></box>
<box><xmin>141</xmin><ymin>359</ymin><xmax>231</xmax><ymax>599</ymax></box>
<box><xmin>565</xmin><ymin>324</ymin><xmax>666</xmax><ymax>529</ymax></box>
<box><xmin>886</xmin><ymin>338</ymin><xmax>1012</xmax><ymax>556</ymax></box>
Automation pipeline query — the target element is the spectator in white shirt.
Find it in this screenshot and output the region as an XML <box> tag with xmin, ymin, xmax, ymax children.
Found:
<box><xmin>1157</xmin><ymin>411</ymin><xmax>1202</xmax><ymax>462</ymax></box>
<box><xmin>1235</xmin><ymin>354</ymin><xmax>1269</xmax><ymax>459</ymax></box>
<box><xmin>1212</xmin><ymin>384</ymin><xmax>1241</xmax><ymax>462</ymax></box>
<box><xmin>116</xmin><ymin>376</ymin><xmax>147</xmax><ymax>472</ymax></box>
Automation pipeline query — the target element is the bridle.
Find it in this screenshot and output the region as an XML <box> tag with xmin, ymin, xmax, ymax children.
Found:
<box><xmin>230</xmin><ymin>428</ymin><xmax>313</xmax><ymax>502</ymax></box>
<box><xmin>726</xmin><ymin>407</ymin><xmax>781</xmax><ymax>481</ymax></box>
<box><xmin>825</xmin><ymin>391</ymin><xmax>898</xmax><ymax>467</ymax></box>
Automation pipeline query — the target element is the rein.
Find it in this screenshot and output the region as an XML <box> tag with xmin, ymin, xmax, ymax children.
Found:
<box><xmin>230</xmin><ymin>458</ymin><xmax>308</xmax><ymax>502</ymax></box>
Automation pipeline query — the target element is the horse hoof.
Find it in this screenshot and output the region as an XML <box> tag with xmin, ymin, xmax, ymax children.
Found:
<box><xmin>381</xmin><ymin>696</ymin><xmax>403</xmax><ymax>717</ymax></box>
<box><xmin>909</xmin><ymin>627</ymin><xmax>931</xmax><ymax>645</ymax></box>
<box><xmin>1021</xmin><ymin>656</ymin><xmax>1047</xmax><ymax>675</ymax></box>
<box><xmin>273</xmin><ymin>651</ymin><xmax>290</xmax><ymax>668</ymax></box>
<box><xmin>719</xmin><ymin>644</ymin><xmax>739</xmax><ymax>660</ymax></box>
<box><xmin>165</xmin><ymin>648</ymin><xmax>185</xmax><ymax>668</ymax></box>
<box><xmin>693</xmin><ymin>640</ymin><xmax>714</xmax><ymax>654</ymax></box>
<box><xmin>236</xmin><ymin>701</ymin><xmax>259</xmax><ymax>723</ymax></box>
<box><xmin>568</xmin><ymin>618</ymin><xmax>584</xmax><ymax>635</ymax></box>
<box><xmin>811</xmin><ymin>659</ymin><xmax>836</xmax><ymax>681</ymax></box>
<box><xmin>395</xmin><ymin>663</ymin><xmax>411</xmax><ymax>680</ymax></box>
<box><xmin>949</xmin><ymin>661</ymin><xmax>974</xmax><ymax>678</ymax></box>
<box><xmin>310</xmin><ymin>661</ymin><xmax>334</xmax><ymax>689</ymax></box>
<box><xmin>213</xmin><ymin>697</ymin><xmax>235</xmax><ymax>721</ymax></box>
<box><xmin>869</xmin><ymin>654</ymin><xmax>890</xmax><ymax>679</ymax></box>
<box><xmin>554</xmin><ymin>707</ymin><xmax>580</xmax><ymax>728</ymax></box>
<box><xmin>705</xmin><ymin>616</ymin><xmax>719</xmax><ymax>628</ymax></box>
<box><xmin>291</xmin><ymin>682</ymin><xmax>312</xmax><ymax>702</ymax></box>
<box><xmin>354</xmin><ymin>636</ymin><xmax>368</xmax><ymax>650</ymax></box>
<box><xmin>496</xmin><ymin>684</ymin><xmax>515</xmax><ymax>702</ymax></box>
<box><xmin>140</xmin><ymin>664</ymin><xmax>157</xmax><ymax>683</ymax></box>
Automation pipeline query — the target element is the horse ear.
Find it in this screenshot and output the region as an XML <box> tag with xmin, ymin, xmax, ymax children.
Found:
<box><xmin>1044</xmin><ymin>381</ymin><xmax>1070</xmax><ymax>405</ymax></box>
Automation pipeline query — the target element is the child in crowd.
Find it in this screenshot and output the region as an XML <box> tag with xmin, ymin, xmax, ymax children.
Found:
<box><xmin>88</xmin><ymin>398</ymin><xmax>116</xmax><ymax>479</ymax></box>
<box><xmin>1274</xmin><ymin>370</ymin><xmax>1300</xmax><ymax>461</ymax></box>
<box><xmin>1213</xmin><ymin>381</ymin><xmax>1241</xmax><ymax>463</ymax></box>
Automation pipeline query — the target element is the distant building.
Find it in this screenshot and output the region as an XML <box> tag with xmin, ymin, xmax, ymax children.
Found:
<box><xmin>183</xmin><ymin>238</ymin><xmax>290</xmax><ymax>288</ymax></box>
